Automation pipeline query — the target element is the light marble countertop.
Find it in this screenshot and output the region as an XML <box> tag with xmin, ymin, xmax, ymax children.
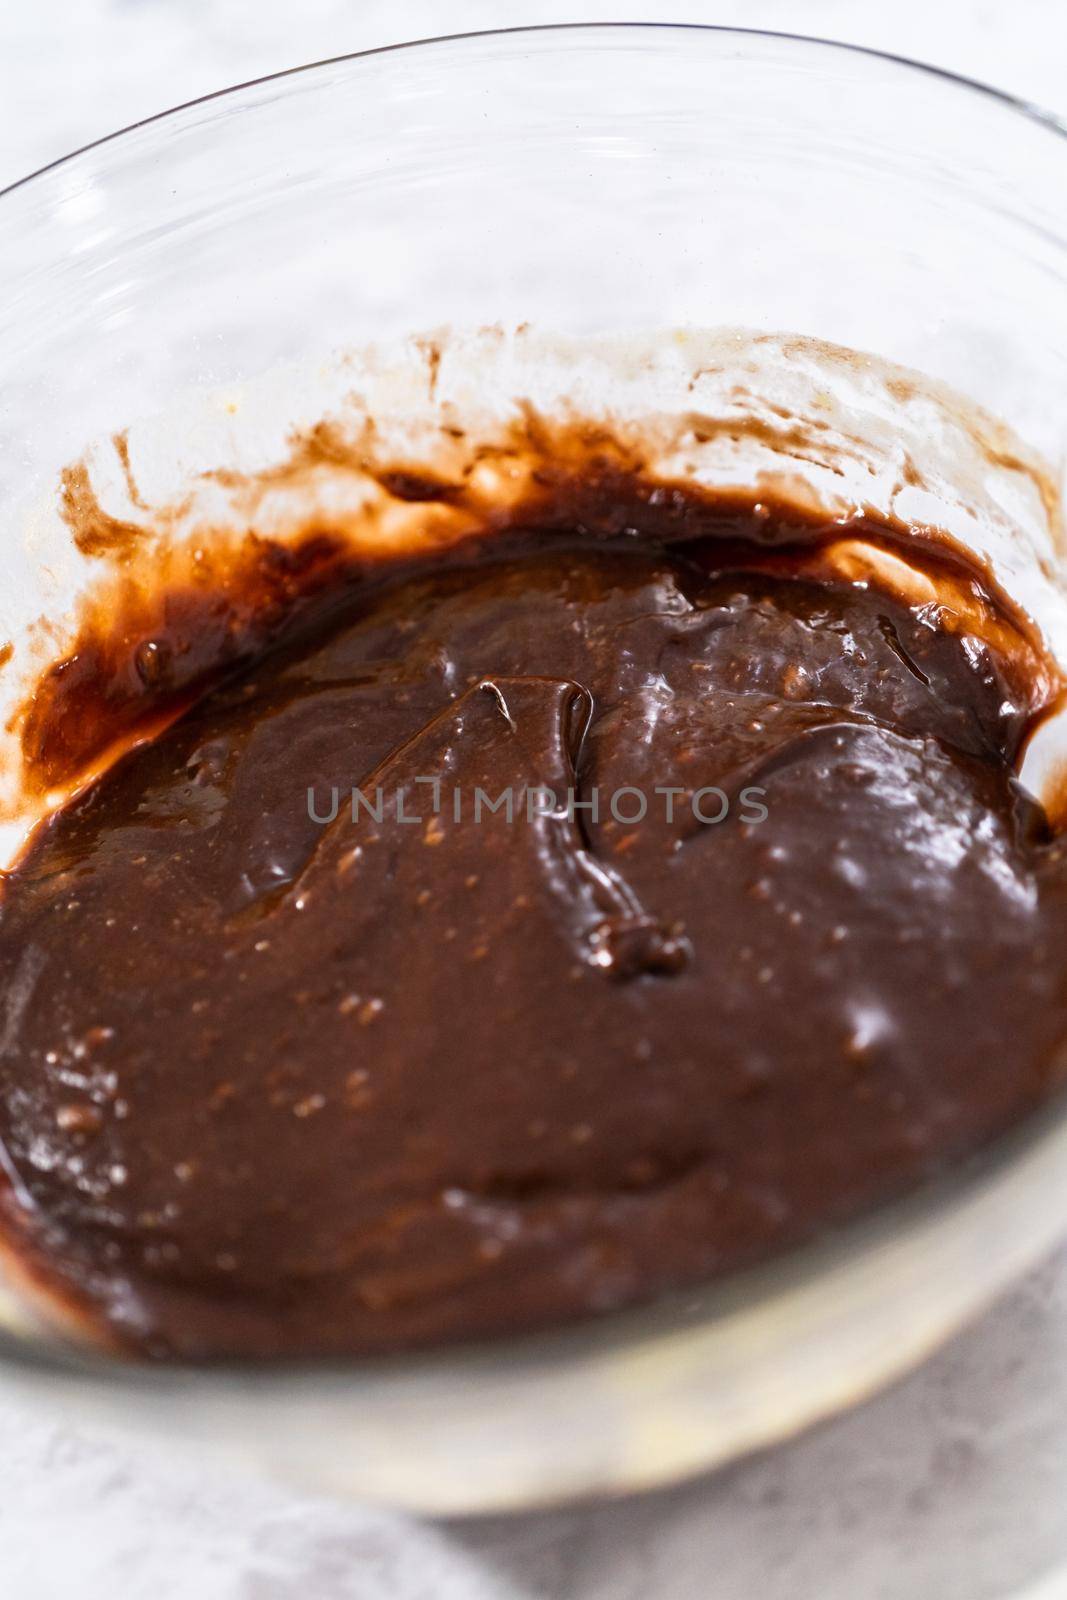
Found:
<box><xmin>2</xmin><ymin>3</ymin><xmax>1067</xmax><ymax>1597</ymax></box>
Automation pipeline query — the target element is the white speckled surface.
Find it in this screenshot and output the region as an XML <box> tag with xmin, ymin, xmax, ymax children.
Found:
<box><xmin>2</xmin><ymin>3</ymin><xmax>1067</xmax><ymax>1596</ymax></box>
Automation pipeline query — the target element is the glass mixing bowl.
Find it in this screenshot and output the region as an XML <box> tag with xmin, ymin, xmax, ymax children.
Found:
<box><xmin>1</xmin><ymin>23</ymin><xmax>1067</xmax><ymax>1514</ymax></box>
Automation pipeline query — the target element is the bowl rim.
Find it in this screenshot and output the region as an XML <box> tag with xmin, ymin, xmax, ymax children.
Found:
<box><xmin>1</xmin><ymin>19</ymin><xmax>1066</xmax><ymax>202</ymax></box>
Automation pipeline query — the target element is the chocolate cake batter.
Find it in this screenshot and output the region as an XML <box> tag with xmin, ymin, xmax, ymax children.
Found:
<box><xmin>2</xmin><ymin>501</ymin><xmax>1067</xmax><ymax>1359</ymax></box>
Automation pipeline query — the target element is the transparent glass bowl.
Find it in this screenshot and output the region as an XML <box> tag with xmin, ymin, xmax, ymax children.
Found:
<box><xmin>1</xmin><ymin>24</ymin><xmax>1067</xmax><ymax>1514</ymax></box>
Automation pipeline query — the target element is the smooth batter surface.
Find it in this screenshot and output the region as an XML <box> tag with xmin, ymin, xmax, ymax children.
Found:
<box><xmin>2</xmin><ymin>525</ymin><xmax>1067</xmax><ymax>1358</ymax></box>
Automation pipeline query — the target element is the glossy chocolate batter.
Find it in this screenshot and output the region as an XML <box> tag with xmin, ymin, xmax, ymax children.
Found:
<box><xmin>2</xmin><ymin>510</ymin><xmax>1067</xmax><ymax>1359</ymax></box>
